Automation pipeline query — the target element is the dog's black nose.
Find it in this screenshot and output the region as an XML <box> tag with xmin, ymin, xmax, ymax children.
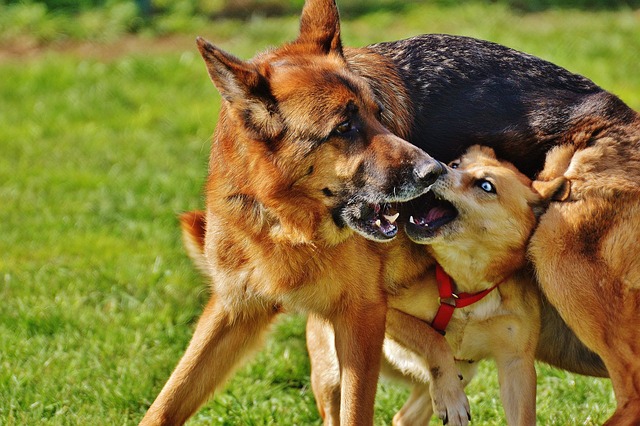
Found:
<box><xmin>413</xmin><ymin>159</ymin><xmax>445</xmax><ymax>185</ymax></box>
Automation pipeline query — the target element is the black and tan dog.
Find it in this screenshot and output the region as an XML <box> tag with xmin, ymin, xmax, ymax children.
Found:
<box><xmin>139</xmin><ymin>1</ymin><xmax>444</xmax><ymax>424</ymax></box>
<box><xmin>141</xmin><ymin>0</ymin><xmax>639</xmax><ymax>424</ymax></box>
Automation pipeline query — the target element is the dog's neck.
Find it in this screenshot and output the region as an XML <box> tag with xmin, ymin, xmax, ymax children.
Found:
<box><xmin>428</xmin><ymin>238</ymin><xmax>527</xmax><ymax>294</ymax></box>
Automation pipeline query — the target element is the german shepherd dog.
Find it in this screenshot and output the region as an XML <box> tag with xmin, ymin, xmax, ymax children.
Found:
<box><xmin>139</xmin><ymin>1</ymin><xmax>444</xmax><ymax>424</ymax></box>
<box><xmin>141</xmin><ymin>0</ymin><xmax>640</xmax><ymax>424</ymax></box>
<box><xmin>307</xmin><ymin>145</ymin><xmax>572</xmax><ymax>425</ymax></box>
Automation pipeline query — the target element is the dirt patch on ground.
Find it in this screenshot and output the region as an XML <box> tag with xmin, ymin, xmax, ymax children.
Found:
<box><xmin>0</xmin><ymin>34</ymin><xmax>199</xmax><ymax>62</ymax></box>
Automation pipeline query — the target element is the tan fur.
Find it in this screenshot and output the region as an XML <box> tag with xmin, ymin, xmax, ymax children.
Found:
<box><xmin>178</xmin><ymin>211</ymin><xmax>209</xmax><ymax>277</ymax></box>
<box><xmin>308</xmin><ymin>146</ymin><xmax>566</xmax><ymax>425</ymax></box>
<box><xmin>139</xmin><ymin>1</ymin><xmax>443</xmax><ymax>424</ymax></box>
<box><xmin>530</xmin><ymin>118</ymin><xmax>640</xmax><ymax>425</ymax></box>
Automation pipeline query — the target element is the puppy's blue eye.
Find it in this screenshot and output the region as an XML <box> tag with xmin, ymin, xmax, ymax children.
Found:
<box><xmin>477</xmin><ymin>179</ymin><xmax>496</xmax><ymax>193</ymax></box>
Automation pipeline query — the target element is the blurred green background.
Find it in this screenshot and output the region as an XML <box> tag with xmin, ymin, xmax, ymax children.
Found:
<box><xmin>1</xmin><ymin>0</ymin><xmax>638</xmax><ymax>424</ymax></box>
<box><xmin>2</xmin><ymin>0</ymin><xmax>640</xmax><ymax>43</ymax></box>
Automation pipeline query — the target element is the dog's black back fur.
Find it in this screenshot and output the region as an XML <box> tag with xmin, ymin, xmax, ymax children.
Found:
<box><xmin>368</xmin><ymin>34</ymin><xmax>635</xmax><ymax>178</ymax></box>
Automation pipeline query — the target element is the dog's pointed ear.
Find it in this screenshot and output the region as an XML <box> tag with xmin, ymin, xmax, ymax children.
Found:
<box><xmin>196</xmin><ymin>37</ymin><xmax>262</xmax><ymax>103</ymax></box>
<box><xmin>530</xmin><ymin>176</ymin><xmax>570</xmax><ymax>217</ymax></box>
<box><xmin>196</xmin><ymin>37</ymin><xmax>283</xmax><ymax>139</ymax></box>
<box><xmin>295</xmin><ymin>0</ymin><xmax>343</xmax><ymax>56</ymax></box>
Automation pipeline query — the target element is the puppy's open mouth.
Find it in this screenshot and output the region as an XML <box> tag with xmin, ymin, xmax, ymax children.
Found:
<box><xmin>404</xmin><ymin>191</ymin><xmax>458</xmax><ymax>242</ymax></box>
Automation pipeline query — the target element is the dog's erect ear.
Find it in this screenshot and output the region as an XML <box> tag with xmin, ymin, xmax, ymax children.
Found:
<box><xmin>196</xmin><ymin>37</ymin><xmax>283</xmax><ymax>139</ymax></box>
<box><xmin>196</xmin><ymin>37</ymin><xmax>263</xmax><ymax>103</ymax></box>
<box><xmin>295</xmin><ymin>0</ymin><xmax>343</xmax><ymax>56</ymax></box>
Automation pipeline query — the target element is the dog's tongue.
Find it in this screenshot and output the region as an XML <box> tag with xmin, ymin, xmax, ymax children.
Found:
<box><xmin>424</xmin><ymin>206</ymin><xmax>450</xmax><ymax>223</ymax></box>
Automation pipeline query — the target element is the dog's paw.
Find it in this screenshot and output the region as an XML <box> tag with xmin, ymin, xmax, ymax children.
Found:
<box><xmin>430</xmin><ymin>371</ymin><xmax>471</xmax><ymax>426</ymax></box>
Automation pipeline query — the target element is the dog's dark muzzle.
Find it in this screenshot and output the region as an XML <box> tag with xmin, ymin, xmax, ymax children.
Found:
<box><xmin>390</xmin><ymin>157</ymin><xmax>446</xmax><ymax>201</ymax></box>
<box><xmin>414</xmin><ymin>159</ymin><xmax>446</xmax><ymax>187</ymax></box>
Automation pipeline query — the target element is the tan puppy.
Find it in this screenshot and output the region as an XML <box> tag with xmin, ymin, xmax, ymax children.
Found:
<box><xmin>530</xmin><ymin>119</ymin><xmax>640</xmax><ymax>425</ymax></box>
<box><xmin>308</xmin><ymin>145</ymin><xmax>570</xmax><ymax>425</ymax></box>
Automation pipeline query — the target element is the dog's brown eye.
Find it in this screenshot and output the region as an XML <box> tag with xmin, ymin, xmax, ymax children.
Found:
<box><xmin>334</xmin><ymin>120</ymin><xmax>355</xmax><ymax>135</ymax></box>
<box><xmin>450</xmin><ymin>161</ymin><xmax>460</xmax><ymax>169</ymax></box>
<box><xmin>476</xmin><ymin>179</ymin><xmax>496</xmax><ymax>194</ymax></box>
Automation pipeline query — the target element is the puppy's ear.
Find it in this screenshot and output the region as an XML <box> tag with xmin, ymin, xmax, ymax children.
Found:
<box><xmin>295</xmin><ymin>0</ymin><xmax>343</xmax><ymax>56</ymax></box>
<box><xmin>530</xmin><ymin>176</ymin><xmax>570</xmax><ymax>218</ymax></box>
<box><xmin>196</xmin><ymin>37</ymin><xmax>283</xmax><ymax>140</ymax></box>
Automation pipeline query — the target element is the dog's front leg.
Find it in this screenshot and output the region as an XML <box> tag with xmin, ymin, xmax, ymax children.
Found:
<box><xmin>332</xmin><ymin>298</ymin><xmax>387</xmax><ymax>426</ymax></box>
<box><xmin>140</xmin><ymin>294</ymin><xmax>277</xmax><ymax>426</ymax></box>
<box><xmin>495</xmin><ymin>353</ymin><xmax>536</xmax><ymax>426</ymax></box>
<box><xmin>387</xmin><ymin>308</ymin><xmax>470</xmax><ymax>426</ymax></box>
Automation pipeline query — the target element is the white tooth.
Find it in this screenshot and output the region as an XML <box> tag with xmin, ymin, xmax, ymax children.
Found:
<box><xmin>375</xmin><ymin>219</ymin><xmax>382</xmax><ymax>228</ymax></box>
<box><xmin>409</xmin><ymin>216</ymin><xmax>415</xmax><ymax>224</ymax></box>
<box><xmin>383</xmin><ymin>212</ymin><xmax>400</xmax><ymax>224</ymax></box>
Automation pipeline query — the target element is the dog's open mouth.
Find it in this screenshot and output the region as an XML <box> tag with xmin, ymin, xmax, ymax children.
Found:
<box><xmin>363</xmin><ymin>203</ymin><xmax>400</xmax><ymax>238</ymax></box>
<box><xmin>404</xmin><ymin>191</ymin><xmax>458</xmax><ymax>242</ymax></box>
<box><xmin>340</xmin><ymin>201</ymin><xmax>401</xmax><ymax>241</ymax></box>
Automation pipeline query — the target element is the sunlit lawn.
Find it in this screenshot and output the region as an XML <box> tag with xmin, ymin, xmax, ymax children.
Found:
<box><xmin>1</xmin><ymin>2</ymin><xmax>637</xmax><ymax>424</ymax></box>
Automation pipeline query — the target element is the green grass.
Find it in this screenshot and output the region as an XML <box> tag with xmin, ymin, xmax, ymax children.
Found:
<box><xmin>1</xmin><ymin>2</ymin><xmax>637</xmax><ymax>424</ymax></box>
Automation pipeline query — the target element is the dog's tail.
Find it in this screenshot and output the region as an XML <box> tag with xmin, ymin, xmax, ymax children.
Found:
<box><xmin>536</xmin><ymin>295</ymin><xmax>609</xmax><ymax>378</ymax></box>
<box><xmin>179</xmin><ymin>210</ymin><xmax>210</xmax><ymax>277</ymax></box>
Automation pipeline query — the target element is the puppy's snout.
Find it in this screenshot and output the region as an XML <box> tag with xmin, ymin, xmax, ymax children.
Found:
<box><xmin>413</xmin><ymin>158</ymin><xmax>446</xmax><ymax>186</ymax></box>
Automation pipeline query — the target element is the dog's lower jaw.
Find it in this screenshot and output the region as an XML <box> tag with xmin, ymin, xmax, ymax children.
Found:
<box><xmin>340</xmin><ymin>202</ymin><xmax>401</xmax><ymax>241</ymax></box>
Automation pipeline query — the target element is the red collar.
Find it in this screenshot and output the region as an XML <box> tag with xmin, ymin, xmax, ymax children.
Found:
<box><xmin>432</xmin><ymin>263</ymin><xmax>503</xmax><ymax>335</ymax></box>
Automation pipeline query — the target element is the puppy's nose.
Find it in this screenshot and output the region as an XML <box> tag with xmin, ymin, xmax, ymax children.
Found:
<box><xmin>413</xmin><ymin>159</ymin><xmax>445</xmax><ymax>185</ymax></box>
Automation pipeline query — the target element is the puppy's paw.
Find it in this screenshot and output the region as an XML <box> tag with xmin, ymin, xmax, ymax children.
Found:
<box><xmin>429</xmin><ymin>368</ymin><xmax>470</xmax><ymax>426</ymax></box>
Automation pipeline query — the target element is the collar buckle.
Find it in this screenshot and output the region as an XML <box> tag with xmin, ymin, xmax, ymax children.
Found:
<box><xmin>438</xmin><ymin>294</ymin><xmax>459</xmax><ymax>307</ymax></box>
